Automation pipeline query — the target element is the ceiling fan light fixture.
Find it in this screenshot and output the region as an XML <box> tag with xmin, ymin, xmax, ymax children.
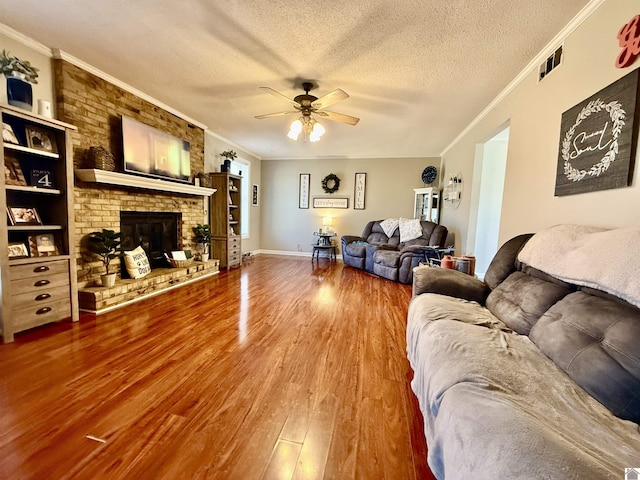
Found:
<box><xmin>312</xmin><ymin>122</ymin><xmax>325</xmax><ymax>137</ymax></box>
<box><xmin>287</xmin><ymin>129</ymin><xmax>300</xmax><ymax>141</ymax></box>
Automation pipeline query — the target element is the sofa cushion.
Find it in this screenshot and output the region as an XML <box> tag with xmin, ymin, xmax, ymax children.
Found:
<box><xmin>344</xmin><ymin>241</ymin><xmax>367</xmax><ymax>258</ymax></box>
<box><xmin>373</xmin><ymin>249</ymin><xmax>400</xmax><ymax>268</ymax></box>
<box><xmin>486</xmin><ymin>271</ymin><xmax>572</xmax><ymax>335</ymax></box>
<box><xmin>399</xmin><ymin>217</ymin><xmax>422</xmax><ymax>242</ymax></box>
<box><xmin>530</xmin><ymin>290</ymin><xmax>640</xmax><ymax>423</ymax></box>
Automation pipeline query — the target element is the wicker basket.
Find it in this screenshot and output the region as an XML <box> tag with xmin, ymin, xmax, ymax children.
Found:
<box><xmin>168</xmin><ymin>257</ymin><xmax>195</xmax><ymax>268</ymax></box>
<box><xmin>86</xmin><ymin>146</ymin><xmax>116</xmax><ymax>171</ymax></box>
<box><xmin>198</xmin><ymin>172</ymin><xmax>212</xmax><ymax>188</ymax></box>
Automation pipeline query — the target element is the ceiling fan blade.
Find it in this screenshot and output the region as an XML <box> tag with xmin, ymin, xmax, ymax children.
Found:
<box><xmin>254</xmin><ymin>110</ymin><xmax>298</xmax><ymax>119</ymax></box>
<box><xmin>315</xmin><ymin>110</ymin><xmax>360</xmax><ymax>126</ymax></box>
<box><xmin>312</xmin><ymin>88</ymin><xmax>349</xmax><ymax>110</ymax></box>
<box><xmin>259</xmin><ymin>86</ymin><xmax>299</xmax><ymax>107</ymax></box>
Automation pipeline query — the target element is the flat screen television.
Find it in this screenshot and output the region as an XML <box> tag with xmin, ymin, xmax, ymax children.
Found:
<box><xmin>122</xmin><ymin>116</ymin><xmax>191</xmax><ymax>183</ymax></box>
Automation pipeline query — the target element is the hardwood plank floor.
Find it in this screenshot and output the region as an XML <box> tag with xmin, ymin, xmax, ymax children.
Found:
<box><xmin>0</xmin><ymin>255</ymin><xmax>436</xmax><ymax>479</ymax></box>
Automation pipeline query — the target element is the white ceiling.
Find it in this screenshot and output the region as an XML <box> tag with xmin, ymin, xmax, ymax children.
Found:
<box><xmin>0</xmin><ymin>0</ymin><xmax>591</xmax><ymax>160</ymax></box>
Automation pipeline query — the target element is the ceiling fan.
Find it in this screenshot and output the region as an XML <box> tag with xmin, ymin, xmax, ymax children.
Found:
<box><xmin>255</xmin><ymin>82</ymin><xmax>359</xmax><ymax>142</ymax></box>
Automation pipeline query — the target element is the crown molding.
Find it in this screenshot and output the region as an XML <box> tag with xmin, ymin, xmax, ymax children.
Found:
<box><xmin>440</xmin><ymin>0</ymin><xmax>606</xmax><ymax>157</ymax></box>
<box><xmin>0</xmin><ymin>23</ymin><xmax>52</xmax><ymax>56</ymax></box>
<box><xmin>52</xmin><ymin>49</ymin><xmax>208</xmax><ymax>130</ymax></box>
<box><xmin>204</xmin><ymin>129</ymin><xmax>262</xmax><ymax>160</ymax></box>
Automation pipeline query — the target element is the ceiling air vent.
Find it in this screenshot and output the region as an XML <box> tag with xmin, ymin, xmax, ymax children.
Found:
<box><xmin>539</xmin><ymin>46</ymin><xmax>563</xmax><ymax>81</ymax></box>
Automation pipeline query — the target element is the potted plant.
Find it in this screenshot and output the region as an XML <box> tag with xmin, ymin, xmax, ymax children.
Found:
<box><xmin>86</xmin><ymin>229</ymin><xmax>122</xmax><ymax>287</ymax></box>
<box><xmin>220</xmin><ymin>150</ymin><xmax>237</xmax><ymax>161</ymax></box>
<box><xmin>193</xmin><ymin>224</ymin><xmax>211</xmax><ymax>261</ymax></box>
<box><xmin>1</xmin><ymin>50</ymin><xmax>39</xmax><ymax>111</ymax></box>
<box><xmin>220</xmin><ymin>150</ymin><xmax>237</xmax><ymax>172</ymax></box>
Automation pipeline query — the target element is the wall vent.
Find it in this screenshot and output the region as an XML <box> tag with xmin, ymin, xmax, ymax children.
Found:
<box><xmin>539</xmin><ymin>46</ymin><xmax>563</xmax><ymax>81</ymax></box>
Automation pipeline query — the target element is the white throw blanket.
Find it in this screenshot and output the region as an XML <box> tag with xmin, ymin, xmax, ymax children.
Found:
<box><xmin>517</xmin><ymin>224</ymin><xmax>640</xmax><ymax>308</ymax></box>
<box><xmin>379</xmin><ymin>218</ymin><xmax>399</xmax><ymax>237</ymax></box>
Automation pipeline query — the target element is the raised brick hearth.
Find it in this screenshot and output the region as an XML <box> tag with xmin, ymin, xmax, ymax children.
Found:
<box><xmin>79</xmin><ymin>260</ymin><xmax>219</xmax><ymax>313</ymax></box>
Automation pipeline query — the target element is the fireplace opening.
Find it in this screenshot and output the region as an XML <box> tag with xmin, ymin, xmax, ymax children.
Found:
<box><xmin>120</xmin><ymin>211</ymin><xmax>181</xmax><ymax>277</ymax></box>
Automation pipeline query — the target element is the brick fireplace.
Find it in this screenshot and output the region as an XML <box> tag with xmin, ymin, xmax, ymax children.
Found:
<box><xmin>53</xmin><ymin>59</ymin><xmax>208</xmax><ymax>289</ymax></box>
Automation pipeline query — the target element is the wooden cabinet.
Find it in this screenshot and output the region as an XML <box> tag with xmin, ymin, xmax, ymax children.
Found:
<box><xmin>1</xmin><ymin>104</ymin><xmax>79</xmax><ymax>342</ymax></box>
<box><xmin>209</xmin><ymin>173</ymin><xmax>242</xmax><ymax>268</ymax></box>
<box><xmin>413</xmin><ymin>187</ymin><xmax>441</xmax><ymax>224</ymax></box>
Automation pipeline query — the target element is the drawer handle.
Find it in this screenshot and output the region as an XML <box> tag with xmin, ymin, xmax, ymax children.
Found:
<box><xmin>36</xmin><ymin>307</ymin><xmax>52</xmax><ymax>315</ymax></box>
<box><xmin>34</xmin><ymin>280</ymin><xmax>50</xmax><ymax>287</ymax></box>
<box><xmin>35</xmin><ymin>293</ymin><xmax>51</xmax><ymax>301</ymax></box>
<box><xmin>33</xmin><ymin>265</ymin><xmax>50</xmax><ymax>273</ymax></box>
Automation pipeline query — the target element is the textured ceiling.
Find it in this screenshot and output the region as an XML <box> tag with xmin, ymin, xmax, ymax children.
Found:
<box><xmin>0</xmin><ymin>0</ymin><xmax>590</xmax><ymax>159</ymax></box>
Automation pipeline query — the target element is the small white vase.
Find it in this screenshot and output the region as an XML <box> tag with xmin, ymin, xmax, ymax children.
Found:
<box><xmin>201</xmin><ymin>253</ymin><xmax>210</xmax><ymax>262</ymax></box>
<box><xmin>101</xmin><ymin>273</ymin><xmax>116</xmax><ymax>287</ymax></box>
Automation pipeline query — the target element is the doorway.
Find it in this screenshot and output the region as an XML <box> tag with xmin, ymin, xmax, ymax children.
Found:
<box><xmin>471</xmin><ymin>126</ymin><xmax>509</xmax><ymax>278</ymax></box>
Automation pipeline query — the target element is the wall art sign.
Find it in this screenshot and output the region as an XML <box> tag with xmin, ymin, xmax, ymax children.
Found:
<box><xmin>617</xmin><ymin>14</ymin><xmax>640</xmax><ymax>68</ymax></box>
<box><xmin>299</xmin><ymin>173</ymin><xmax>310</xmax><ymax>209</ymax></box>
<box><xmin>313</xmin><ymin>197</ymin><xmax>348</xmax><ymax>209</ymax></box>
<box><xmin>252</xmin><ymin>184</ymin><xmax>259</xmax><ymax>206</ymax></box>
<box><xmin>555</xmin><ymin>69</ymin><xmax>639</xmax><ymax>196</ymax></box>
<box><xmin>354</xmin><ymin>172</ymin><xmax>366</xmax><ymax>210</ymax></box>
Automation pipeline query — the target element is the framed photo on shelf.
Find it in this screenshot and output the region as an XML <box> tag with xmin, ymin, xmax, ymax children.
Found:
<box><xmin>7</xmin><ymin>206</ymin><xmax>42</xmax><ymax>225</ymax></box>
<box><xmin>252</xmin><ymin>184</ymin><xmax>259</xmax><ymax>206</ymax></box>
<box><xmin>2</xmin><ymin>122</ymin><xmax>20</xmax><ymax>144</ymax></box>
<box><xmin>8</xmin><ymin>242</ymin><xmax>29</xmax><ymax>259</ymax></box>
<box><xmin>299</xmin><ymin>173</ymin><xmax>310</xmax><ymax>209</ymax></box>
<box><xmin>354</xmin><ymin>172</ymin><xmax>366</xmax><ymax>210</ymax></box>
<box><xmin>30</xmin><ymin>168</ymin><xmax>55</xmax><ymax>189</ymax></box>
<box><xmin>28</xmin><ymin>233</ymin><xmax>59</xmax><ymax>257</ymax></box>
<box><xmin>4</xmin><ymin>155</ymin><xmax>27</xmax><ymax>186</ymax></box>
<box><xmin>25</xmin><ymin>126</ymin><xmax>58</xmax><ymax>153</ymax></box>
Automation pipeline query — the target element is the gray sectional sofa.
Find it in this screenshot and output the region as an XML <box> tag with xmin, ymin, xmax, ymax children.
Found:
<box><xmin>341</xmin><ymin>219</ymin><xmax>448</xmax><ymax>284</ymax></box>
<box><xmin>407</xmin><ymin>224</ymin><xmax>640</xmax><ymax>479</ymax></box>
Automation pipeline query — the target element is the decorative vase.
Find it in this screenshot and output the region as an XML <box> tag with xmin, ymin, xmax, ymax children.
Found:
<box><xmin>101</xmin><ymin>273</ymin><xmax>117</xmax><ymax>288</ymax></box>
<box><xmin>201</xmin><ymin>253</ymin><xmax>210</xmax><ymax>262</ymax></box>
<box><xmin>6</xmin><ymin>75</ymin><xmax>33</xmax><ymax>111</ymax></box>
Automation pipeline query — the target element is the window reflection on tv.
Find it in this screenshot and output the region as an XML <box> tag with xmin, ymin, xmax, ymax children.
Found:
<box><xmin>122</xmin><ymin>116</ymin><xmax>191</xmax><ymax>183</ymax></box>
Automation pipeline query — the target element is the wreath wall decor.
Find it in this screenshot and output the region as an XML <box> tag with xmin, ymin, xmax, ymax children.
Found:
<box><xmin>321</xmin><ymin>173</ymin><xmax>341</xmax><ymax>194</ymax></box>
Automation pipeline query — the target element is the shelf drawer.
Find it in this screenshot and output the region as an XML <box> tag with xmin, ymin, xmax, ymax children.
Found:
<box><xmin>12</xmin><ymin>285</ymin><xmax>71</xmax><ymax>310</ymax></box>
<box><xmin>229</xmin><ymin>236</ymin><xmax>240</xmax><ymax>247</ymax></box>
<box><xmin>13</xmin><ymin>298</ymin><xmax>72</xmax><ymax>330</ymax></box>
<box><xmin>10</xmin><ymin>260</ymin><xmax>69</xmax><ymax>280</ymax></box>
<box><xmin>10</xmin><ymin>271</ymin><xmax>70</xmax><ymax>293</ymax></box>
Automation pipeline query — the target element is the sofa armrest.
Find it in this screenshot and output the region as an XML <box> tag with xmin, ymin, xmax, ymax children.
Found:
<box><xmin>341</xmin><ymin>235</ymin><xmax>363</xmax><ymax>249</ymax></box>
<box><xmin>412</xmin><ymin>266</ymin><xmax>490</xmax><ymax>304</ymax></box>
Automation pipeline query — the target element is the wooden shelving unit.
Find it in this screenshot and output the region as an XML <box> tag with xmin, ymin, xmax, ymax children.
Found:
<box><xmin>1</xmin><ymin>104</ymin><xmax>79</xmax><ymax>342</ymax></box>
<box><xmin>209</xmin><ymin>173</ymin><xmax>242</xmax><ymax>268</ymax></box>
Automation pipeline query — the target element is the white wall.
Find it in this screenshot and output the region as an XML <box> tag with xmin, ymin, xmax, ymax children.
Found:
<box><xmin>260</xmin><ymin>157</ymin><xmax>441</xmax><ymax>254</ymax></box>
<box><xmin>440</xmin><ymin>0</ymin><xmax>640</xmax><ymax>268</ymax></box>
<box><xmin>204</xmin><ymin>132</ymin><xmax>262</xmax><ymax>253</ymax></box>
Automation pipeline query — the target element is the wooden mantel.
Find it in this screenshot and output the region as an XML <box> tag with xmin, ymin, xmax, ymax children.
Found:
<box><xmin>75</xmin><ymin>169</ymin><xmax>217</xmax><ymax>196</ymax></box>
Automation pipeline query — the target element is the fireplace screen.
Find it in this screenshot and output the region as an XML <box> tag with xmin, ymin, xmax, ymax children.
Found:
<box><xmin>120</xmin><ymin>211</ymin><xmax>181</xmax><ymax>276</ymax></box>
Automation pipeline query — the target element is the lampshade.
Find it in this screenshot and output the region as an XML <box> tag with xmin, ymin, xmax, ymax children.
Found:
<box><xmin>322</xmin><ymin>216</ymin><xmax>332</xmax><ymax>227</ymax></box>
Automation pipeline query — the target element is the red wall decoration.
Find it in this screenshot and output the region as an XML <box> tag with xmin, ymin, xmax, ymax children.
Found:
<box><xmin>617</xmin><ymin>14</ymin><xmax>640</xmax><ymax>68</ymax></box>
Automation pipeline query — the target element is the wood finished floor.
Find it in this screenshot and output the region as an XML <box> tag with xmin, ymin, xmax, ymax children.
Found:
<box><xmin>0</xmin><ymin>255</ymin><xmax>435</xmax><ymax>480</ymax></box>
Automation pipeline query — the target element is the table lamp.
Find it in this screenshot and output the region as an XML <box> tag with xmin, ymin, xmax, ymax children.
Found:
<box><xmin>323</xmin><ymin>216</ymin><xmax>333</xmax><ymax>233</ymax></box>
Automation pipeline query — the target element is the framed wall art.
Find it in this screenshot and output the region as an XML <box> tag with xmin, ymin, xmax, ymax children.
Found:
<box><xmin>25</xmin><ymin>126</ymin><xmax>58</xmax><ymax>153</ymax></box>
<box><xmin>313</xmin><ymin>197</ymin><xmax>349</xmax><ymax>209</ymax></box>
<box><xmin>252</xmin><ymin>184</ymin><xmax>259</xmax><ymax>206</ymax></box>
<box><xmin>555</xmin><ymin>69</ymin><xmax>639</xmax><ymax>196</ymax></box>
<box><xmin>299</xmin><ymin>173</ymin><xmax>310</xmax><ymax>209</ymax></box>
<box><xmin>354</xmin><ymin>172</ymin><xmax>366</xmax><ymax>210</ymax></box>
